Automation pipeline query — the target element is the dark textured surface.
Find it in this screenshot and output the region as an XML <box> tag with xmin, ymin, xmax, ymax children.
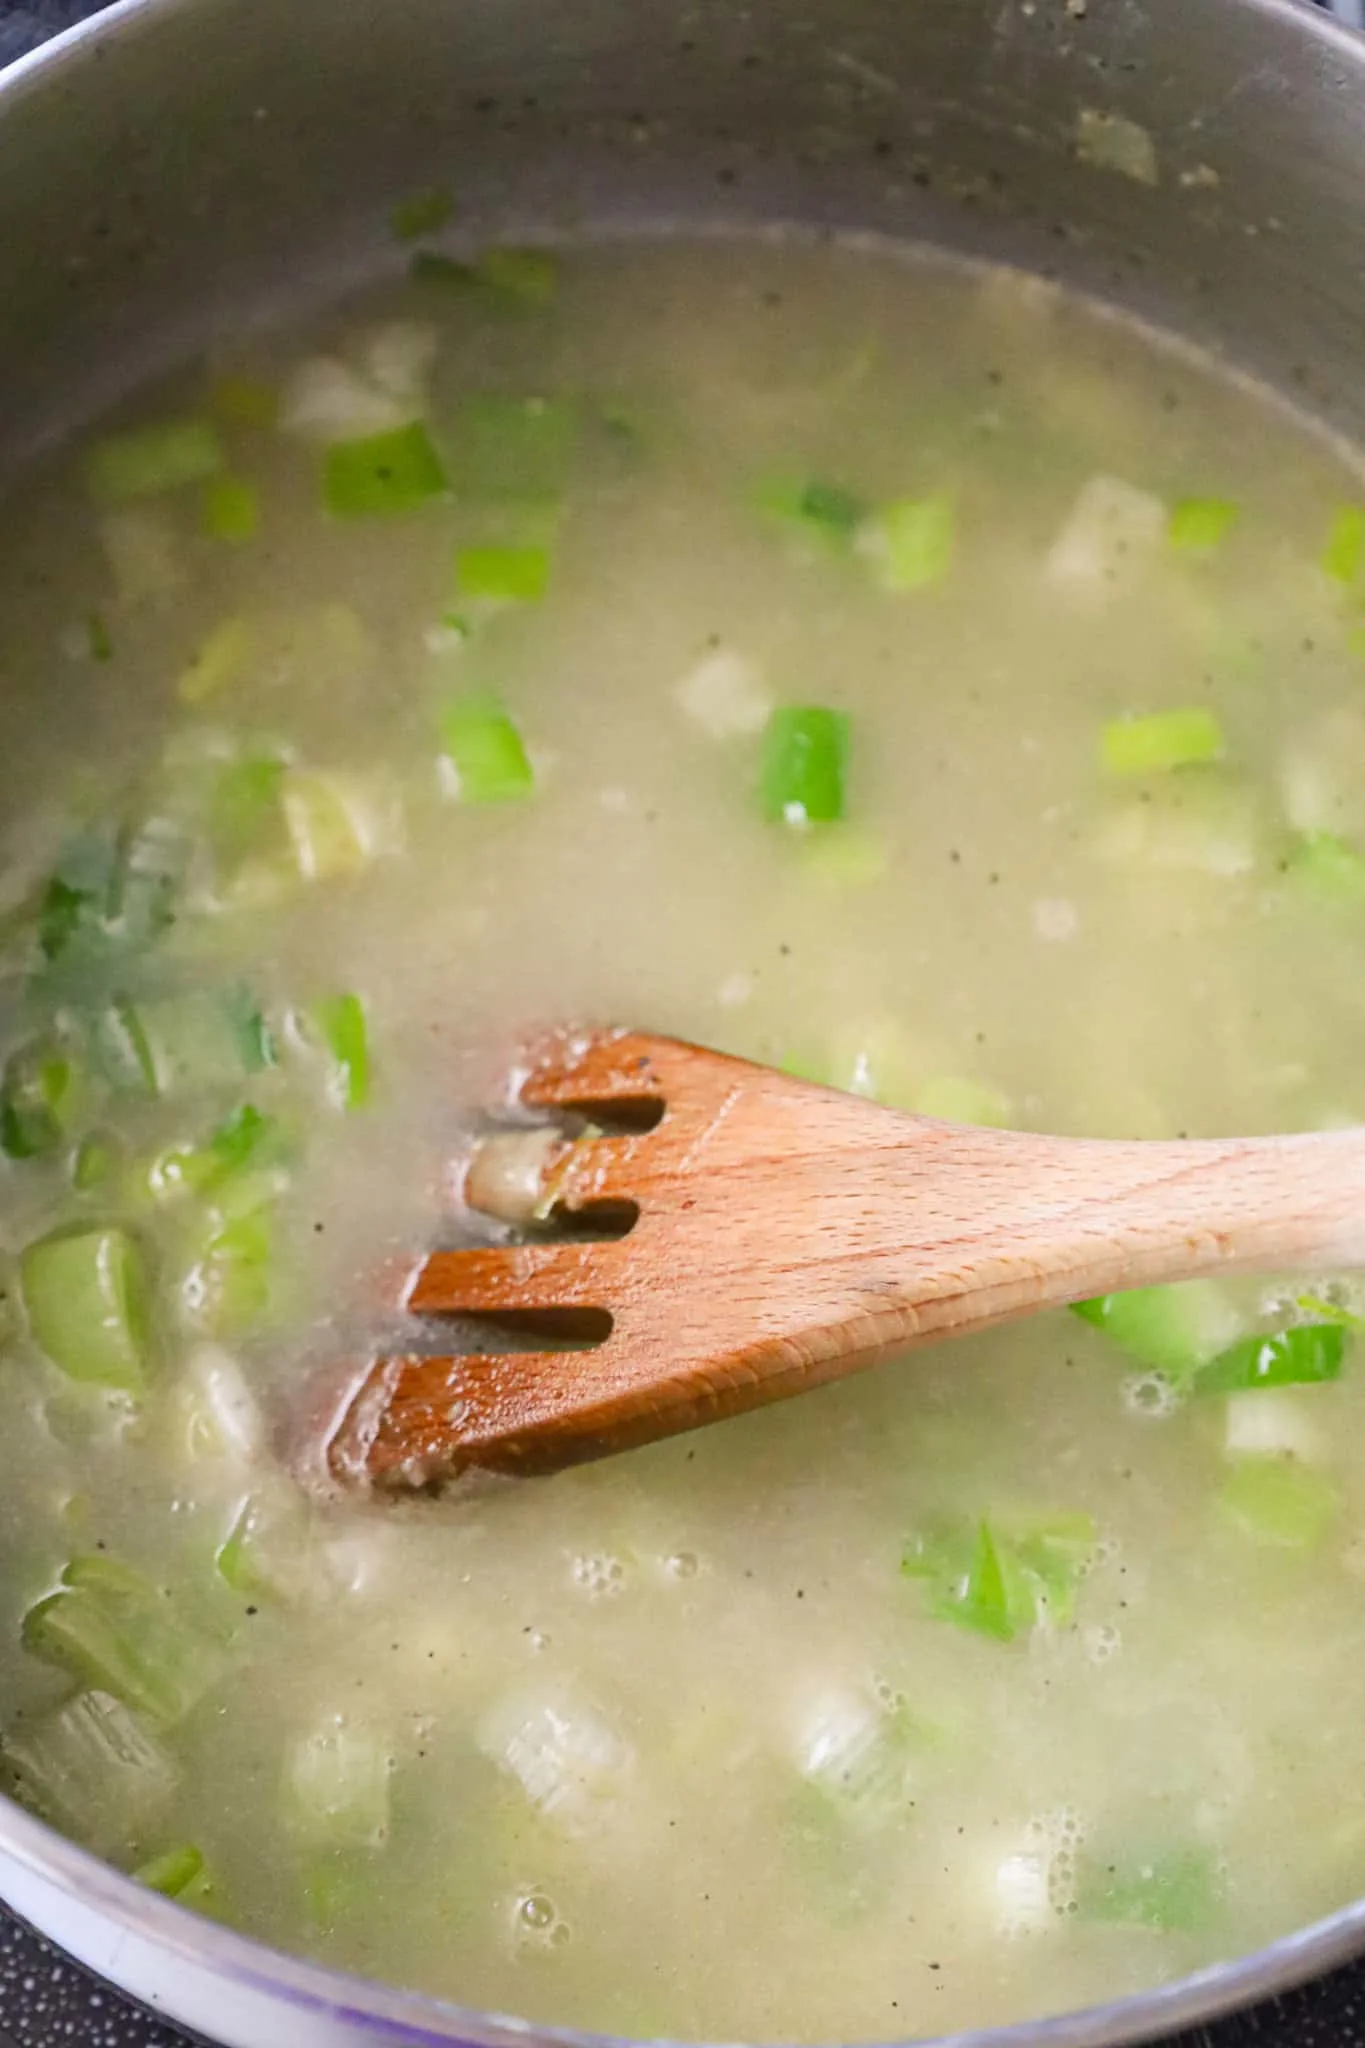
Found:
<box><xmin>0</xmin><ymin>0</ymin><xmax>1364</xmax><ymax>2042</ymax></box>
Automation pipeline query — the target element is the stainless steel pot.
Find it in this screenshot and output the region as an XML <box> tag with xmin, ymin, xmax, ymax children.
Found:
<box><xmin>3</xmin><ymin>0</ymin><xmax>1365</xmax><ymax>2040</ymax></box>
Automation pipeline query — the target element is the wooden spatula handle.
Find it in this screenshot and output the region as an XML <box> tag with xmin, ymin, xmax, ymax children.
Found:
<box><xmin>324</xmin><ymin>1032</ymin><xmax>1365</xmax><ymax>1488</ymax></box>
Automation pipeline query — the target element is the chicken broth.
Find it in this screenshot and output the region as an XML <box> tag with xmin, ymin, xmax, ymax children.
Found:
<box><xmin>2</xmin><ymin>233</ymin><xmax>1365</xmax><ymax>2039</ymax></box>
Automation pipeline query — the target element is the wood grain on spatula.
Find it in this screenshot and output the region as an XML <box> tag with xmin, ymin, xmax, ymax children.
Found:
<box><xmin>322</xmin><ymin>1026</ymin><xmax>1365</xmax><ymax>1489</ymax></box>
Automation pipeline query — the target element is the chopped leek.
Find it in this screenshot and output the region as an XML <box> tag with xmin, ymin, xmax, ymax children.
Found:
<box><xmin>178</xmin><ymin>616</ymin><xmax>253</xmax><ymax>705</ymax></box>
<box><xmin>1193</xmin><ymin>1322</ymin><xmax>1346</xmax><ymax>1397</ymax></box>
<box><xmin>448</xmin><ymin>396</ymin><xmax>575</xmax><ymax>501</ymax></box>
<box><xmin>182</xmin><ymin>1207</ymin><xmax>275</xmax><ymax>1338</ymax></box>
<box><xmin>913</xmin><ymin>1075</ymin><xmax>1012</xmax><ymax>1127</ymax></box>
<box><xmin>312</xmin><ymin>994</ymin><xmax>371</xmax><ymax>1110</ymax></box>
<box><xmin>860</xmin><ymin>494</ymin><xmax>955</xmax><ymax>592</ymax></box>
<box><xmin>761</xmin><ymin>706</ymin><xmax>849</xmax><ymax>825</ymax></box>
<box><xmin>1</xmin><ymin>1036</ymin><xmax>76</xmax><ymax>1159</ymax></box>
<box><xmin>477</xmin><ymin>246</ymin><xmax>559</xmax><ymax>305</ymax></box>
<box><xmin>209</xmin><ymin>374</ymin><xmax>279</xmax><ymax>429</ymax></box>
<box><xmin>438</xmin><ymin>696</ymin><xmax>535</xmax><ymax>802</ymax></box>
<box><xmin>281</xmin><ymin>770</ymin><xmax>385</xmax><ymax>882</ymax></box>
<box><xmin>87</xmin><ymin>417</ymin><xmax>225</xmax><ymax>504</ymax></box>
<box><xmin>135</xmin><ymin>1842</ymin><xmax>217</xmax><ymax>1907</ymax></box>
<box><xmin>1100</xmin><ymin>707</ymin><xmax>1224</xmax><ymax>777</ymax></box>
<box><xmin>322</xmin><ymin>421</ymin><xmax>448</xmax><ymax>519</ymax></box>
<box><xmin>201</xmin><ymin>476</ymin><xmax>260</xmax><ymax>543</ymax></box>
<box><xmin>1323</xmin><ymin>505</ymin><xmax>1365</xmax><ymax>588</ymax></box>
<box><xmin>754</xmin><ymin>478</ymin><xmax>866</xmax><ymax>551</ymax></box>
<box><xmin>454</xmin><ymin>542</ymin><xmax>551</xmax><ymax>605</ymax></box>
<box><xmin>1167</xmin><ymin>498</ymin><xmax>1239</xmax><ymax>555</ymax></box>
<box><xmin>1078</xmin><ymin>1845</ymin><xmax>1220</xmax><ymax>1933</ymax></box>
<box><xmin>1217</xmin><ymin>1457</ymin><xmax>1340</xmax><ymax>1549</ymax></box>
<box><xmin>390</xmin><ymin>185</ymin><xmax>456</xmax><ymax>241</ymax></box>
<box><xmin>23</xmin><ymin>1556</ymin><xmax>221</xmax><ymax>1725</ymax></box>
<box><xmin>21</xmin><ymin>1225</ymin><xmax>150</xmax><ymax>1391</ymax></box>
<box><xmin>87</xmin><ymin>612</ymin><xmax>114</xmax><ymax>662</ymax></box>
<box><xmin>1</xmin><ymin>1690</ymin><xmax>177</xmax><ymax>1850</ymax></box>
<box><xmin>1284</xmin><ymin>831</ymin><xmax>1365</xmax><ymax>901</ymax></box>
<box><xmin>1071</xmin><ymin>1282</ymin><xmax>1238</xmax><ymax>1381</ymax></box>
<box><xmin>151</xmin><ymin>1104</ymin><xmax>283</xmax><ymax>1201</ymax></box>
<box><xmin>902</xmin><ymin>1514</ymin><xmax>1095</xmax><ymax>1641</ymax></box>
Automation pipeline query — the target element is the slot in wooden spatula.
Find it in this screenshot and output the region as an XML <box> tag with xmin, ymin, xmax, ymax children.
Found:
<box><xmin>321</xmin><ymin>1026</ymin><xmax>1365</xmax><ymax>1490</ymax></box>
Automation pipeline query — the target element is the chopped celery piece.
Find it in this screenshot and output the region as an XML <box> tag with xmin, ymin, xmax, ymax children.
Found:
<box><xmin>1323</xmin><ymin>505</ymin><xmax>1365</xmax><ymax>588</ymax></box>
<box><xmin>477</xmin><ymin>246</ymin><xmax>559</xmax><ymax>304</ymax></box>
<box><xmin>861</xmin><ymin>494</ymin><xmax>955</xmax><ymax>592</ymax></box>
<box><xmin>1194</xmin><ymin>1322</ymin><xmax>1346</xmax><ymax>1397</ymax></box>
<box><xmin>209</xmin><ymin>754</ymin><xmax>286</xmax><ymax>865</ymax></box>
<box><xmin>1078</xmin><ymin>1845</ymin><xmax>1220</xmax><ymax>1933</ymax></box>
<box><xmin>23</xmin><ymin>1557</ymin><xmax>221</xmax><ymax>1724</ymax></box>
<box><xmin>902</xmin><ymin>1514</ymin><xmax>1095</xmax><ymax>1641</ymax></box>
<box><xmin>1071</xmin><ymin>1282</ymin><xmax>1237</xmax><ymax>1381</ymax></box>
<box><xmin>390</xmin><ymin>185</ymin><xmax>455</xmax><ymax>241</ymax></box>
<box><xmin>1</xmin><ymin>1036</ymin><xmax>76</xmax><ymax>1159</ymax></box>
<box><xmin>1217</xmin><ymin>1457</ymin><xmax>1340</xmax><ymax>1549</ymax></box>
<box><xmin>455</xmin><ymin>542</ymin><xmax>551</xmax><ymax>604</ymax></box>
<box><xmin>313</xmin><ymin>994</ymin><xmax>371</xmax><ymax>1110</ymax></box>
<box><xmin>1</xmin><ymin>1690</ymin><xmax>177</xmax><ymax>1851</ymax></box>
<box><xmin>87</xmin><ymin>417</ymin><xmax>225</xmax><ymax>504</ymax></box>
<box><xmin>1284</xmin><ymin>831</ymin><xmax>1365</xmax><ymax>901</ymax></box>
<box><xmin>438</xmin><ymin>697</ymin><xmax>534</xmax><ymax>802</ymax></box>
<box><xmin>152</xmin><ymin>1104</ymin><xmax>283</xmax><ymax>1201</ymax></box>
<box><xmin>201</xmin><ymin>476</ymin><xmax>260</xmax><ymax>543</ymax></box>
<box><xmin>1167</xmin><ymin>498</ymin><xmax>1239</xmax><ymax>555</ymax></box>
<box><xmin>913</xmin><ymin>1075</ymin><xmax>1012</xmax><ymax>1127</ymax></box>
<box><xmin>21</xmin><ymin>1226</ymin><xmax>150</xmax><ymax>1391</ymax></box>
<box><xmin>761</xmin><ymin>706</ymin><xmax>850</xmax><ymax>825</ymax></box>
<box><xmin>1100</xmin><ymin>707</ymin><xmax>1225</xmax><ymax>777</ymax></box>
<box><xmin>216</xmin><ymin>1484</ymin><xmax>309</xmax><ymax>1602</ymax></box>
<box><xmin>285</xmin><ymin>1717</ymin><xmax>392</xmax><ymax>1847</ymax></box>
<box><xmin>164</xmin><ymin>1342</ymin><xmax>264</xmax><ymax>1465</ymax></box>
<box><xmin>448</xmin><ymin>396</ymin><xmax>575</xmax><ymax>501</ymax></box>
<box><xmin>135</xmin><ymin>1842</ymin><xmax>210</xmax><ymax>1900</ymax></box>
<box><xmin>322</xmin><ymin>421</ymin><xmax>448</xmax><ymax>519</ymax></box>
<box><xmin>754</xmin><ymin>478</ymin><xmax>866</xmax><ymax>550</ymax></box>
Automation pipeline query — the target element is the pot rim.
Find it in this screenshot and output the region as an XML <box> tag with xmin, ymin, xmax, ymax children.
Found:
<box><xmin>2</xmin><ymin>0</ymin><xmax>1365</xmax><ymax>2042</ymax></box>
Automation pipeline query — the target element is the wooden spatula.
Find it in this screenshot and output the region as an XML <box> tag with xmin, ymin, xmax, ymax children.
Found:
<box><xmin>321</xmin><ymin>1026</ymin><xmax>1365</xmax><ymax>1490</ymax></box>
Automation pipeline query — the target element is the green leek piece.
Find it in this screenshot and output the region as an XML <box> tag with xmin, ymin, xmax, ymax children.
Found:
<box><xmin>454</xmin><ymin>542</ymin><xmax>551</xmax><ymax>604</ymax></box>
<box><xmin>209</xmin><ymin>754</ymin><xmax>287</xmax><ymax>866</ymax></box>
<box><xmin>1167</xmin><ymin>498</ymin><xmax>1239</xmax><ymax>555</ymax></box>
<box><xmin>761</xmin><ymin>706</ymin><xmax>850</xmax><ymax>824</ymax></box>
<box><xmin>87</xmin><ymin>613</ymin><xmax>114</xmax><ymax>662</ymax></box>
<box><xmin>1295</xmin><ymin>1293</ymin><xmax>1365</xmax><ymax>1331</ymax></box>
<box><xmin>135</xmin><ymin>1842</ymin><xmax>217</xmax><ymax>1908</ymax></box>
<box><xmin>21</xmin><ymin>1225</ymin><xmax>150</xmax><ymax>1391</ymax></box>
<box><xmin>313</xmin><ymin>994</ymin><xmax>371</xmax><ymax>1110</ymax></box>
<box><xmin>1100</xmin><ymin>707</ymin><xmax>1225</xmax><ymax>777</ymax></box>
<box><xmin>216</xmin><ymin>1485</ymin><xmax>308</xmax><ymax>1602</ymax></box>
<box><xmin>1323</xmin><ymin>505</ymin><xmax>1365</xmax><ymax>588</ymax></box>
<box><xmin>223</xmin><ymin>982</ymin><xmax>276</xmax><ymax>1072</ymax></box>
<box><xmin>88</xmin><ymin>996</ymin><xmax>159</xmax><ymax>1095</ymax></box>
<box><xmin>183</xmin><ymin>1207</ymin><xmax>274</xmax><ymax>1337</ymax></box>
<box><xmin>152</xmin><ymin>1104</ymin><xmax>283</xmax><ymax>1201</ymax></box>
<box><xmin>201</xmin><ymin>476</ymin><xmax>260</xmax><ymax>543</ymax></box>
<box><xmin>322</xmin><ymin>421</ymin><xmax>449</xmax><ymax>519</ymax></box>
<box><xmin>902</xmin><ymin>1514</ymin><xmax>1095</xmax><ymax>1642</ymax></box>
<box><xmin>448</xmin><ymin>396</ymin><xmax>575</xmax><ymax>501</ymax></box>
<box><xmin>1</xmin><ymin>1037</ymin><xmax>76</xmax><ymax>1159</ymax></box>
<box><xmin>73</xmin><ymin>1130</ymin><xmax>121</xmax><ymax>1193</ymax></box>
<box><xmin>438</xmin><ymin>696</ymin><xmax>534</xmax><ymax>802</ymax></box>
<box><xmin>280</xmin><ymin>770</ymin><xmax>374</xmax><ymax>882</ymax></box>
<box><xmin>0</xmin><ymin>1690</ymin><xmax>177</xmax><ymax>1850</ymax></box>
<box><xmin>1217</xmin><ymin>1457</ymin><xmax>1340</xmax><ymax>1548</ymax></box>
<box><xmin>913</xmin><ymin>1076</ymin><xmax>1011</xmax><ymax>1128</ymax></box>
<box><xmin>24</xmin><ymin>1556</ymin><xmax>221</xmax><ymax>1725</ymax></box>
<box><xmin>1194</xmin><ymin>1322</ymin><xmax>1346</xmax><ymax>1397</ymax></box>
<box><xmin>753</xmin><ymin>478</ymin><xmax>866</xmax><ymax>550</ymax></box>
<box><xmin>864</xmin><ymin>495</ymin><xmax>955</xmax><ymax>592</ymax></box>
<box><xmin>797</xmin><ymin>824</ymin><xmax>889</xmax><ymax>889</ymax></box>
<box><xmin>286</xmin><ymin>1719</ymin><xmax>392</xmax><ymax>1847</ymax></box>
<box><xmin>1285</xmin><ymin>831</ymin><xmax>1365</xmax><ymax>901</ymax></box>
<box><xmin>1071</xmin><ymin>1282</ymin><xmax>1236</xmax><ymax>1381</ymax></box>
<box><xmin>37</xmin><ymin>830</ymin><xmax>120</xmax><ymax>968</ymax></box>
<box><xmin>1078</xmin><ymin>1845</ymin><xmax>1221</xmax><ymax>1933</ymax></box>
<box><xmin>477</xmin><ymin>246</ymin><xmax>559</xmax><ymax>304</ymax></box>
<box><xmin>408</xmin><ymin>252</ymin><xmax>478</xmax><ymax>290</ymax></box>
<box><xmin>87</xmin><ymin>417</ymin><xmax>225</xmax><ymax>504</ymax></box>
<box><xmin>390</xmin><ymin>185</ymin><xmax>456</xmax><ymax>241</ymax></box>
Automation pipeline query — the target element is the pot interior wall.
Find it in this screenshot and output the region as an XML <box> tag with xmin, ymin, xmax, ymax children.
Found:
<box><xmin>1</xmin><ymin>0</ymin><xmax>1364</xmax><ymax>470</ymax></box>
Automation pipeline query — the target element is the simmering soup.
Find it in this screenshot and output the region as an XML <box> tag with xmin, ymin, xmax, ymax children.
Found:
<box><xmin>3</xmin><ymin>231</ymin><xmax>1365</xmax><ymax>2041</ymax></box>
